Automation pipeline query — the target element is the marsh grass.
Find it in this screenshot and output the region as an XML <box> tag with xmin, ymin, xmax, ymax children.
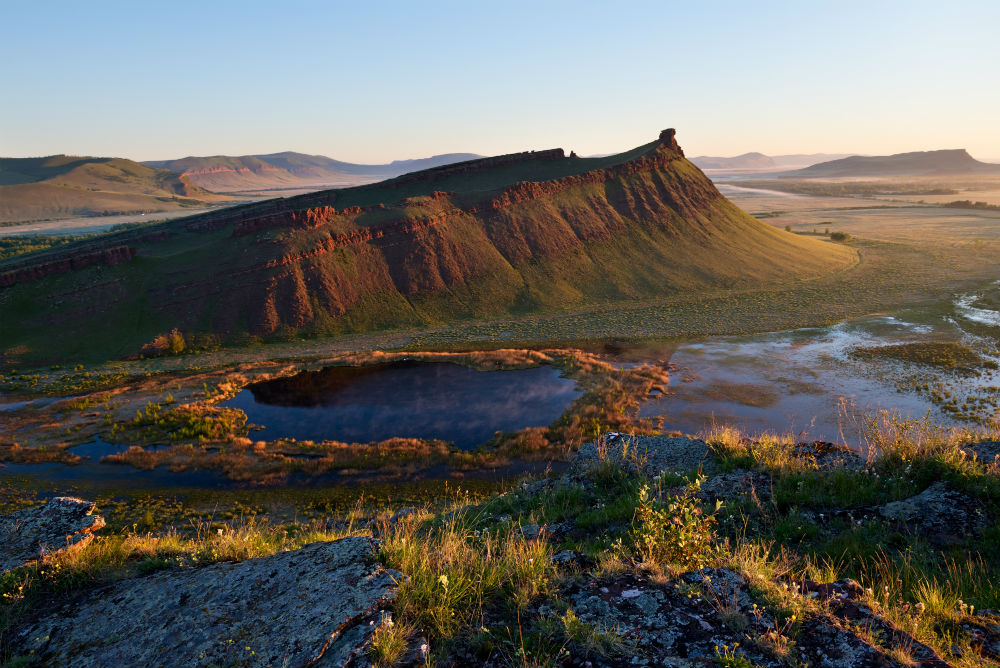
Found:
<box><xmin>851</xmin><ymin>341</ymin><xmax>994</xmax><ymax>373</ymax></box>
<box><xmin>8</xmin><ymin>348</ymin><xmax>669</xmax><ymax>481</ymax></box>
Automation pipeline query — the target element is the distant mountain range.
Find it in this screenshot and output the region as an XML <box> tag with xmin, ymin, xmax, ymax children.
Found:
<box><xmin>0</xmin><ymin>156</ymin><xmax>228</xmax><ymax>223</ymax></box>
<box><xmin>781</xmin><ymin>149</ymin><xmax>1000</xmax><ymax>178</ymax></box>
<box><xmin>691</xmin><ymin>152</ymin><xmax>852</xmax><ymax>171</ymax></box>
<box><xmin>0</xmin><ymin>151</ymin><xmax>485</xmax><ymax>223</ymax></box>
<box><xmin>143</xmin><ymin>151</ymin><xmax>483</xmax><ymax>192</ymax></box>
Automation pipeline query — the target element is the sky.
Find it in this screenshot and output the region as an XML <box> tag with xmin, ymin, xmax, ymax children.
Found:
<box><xmin>2</xmin><ymin>0</ymin><xmax>999</xmax><ymax>163</ymax></box>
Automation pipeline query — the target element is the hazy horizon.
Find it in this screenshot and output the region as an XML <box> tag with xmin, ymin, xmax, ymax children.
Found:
<box><xmin>2</xmin><ymin>0</ymin><xmax>998</xmax><ymax>163</ymax></box>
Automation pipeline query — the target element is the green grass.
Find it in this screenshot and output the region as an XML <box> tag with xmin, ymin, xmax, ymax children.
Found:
<box><xmin>0</xmin><ymin>234</ymin><xmax>104</xmax><ymax>260</ymax></box>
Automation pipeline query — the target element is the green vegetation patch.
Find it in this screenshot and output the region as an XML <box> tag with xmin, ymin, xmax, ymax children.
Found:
<box><xmin>851</xmin><ymin>341</ymin><xmax>996</xmax><ymax>372</ymax></box>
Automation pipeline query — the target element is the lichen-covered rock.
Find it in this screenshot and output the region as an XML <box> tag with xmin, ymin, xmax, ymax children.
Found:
<box><xmin>537</xmin><ymin>570</ymin><xmax>951</xmax><ymax>668</ymax></box>
<box><xmin>792</xmin><ymin>440</ymin><xmax>865</xmax><ymax>471</ymax></box>
<box><xmin>696</xmin><ymin>469</ymin><xmax>773</xmax><ymax>505</ymax></box>
<box><xmin>878</xmin><ymin>482</ymin><xmax>989</xmax><ymax>545</ymax></box>
<box><xmin>0</xmin><ymin>497</ymin><xmax>105</xmax><ymax>572</ymax></box>
<box><xmin>14</xmin><ymin>536</ymin><xmax>399</xmax><ymax>668</ymax></box>
<box><xmin>964</xmin><ymin>611</ymin><xmax>1000</xmax><ymax>660</ymax></box>
<box><xmin>962</xmin><ymin>440</ymin><xmax>1000</xmax><ymax>467</ymax></box>
<box><xmin>797</xmin><ymin>578</ymin><xmax>950</xmax><ymax>667</ymax></box>
<box><xmin>573</xmin><ymin>434</ymin><xmax>715</xmax><ymax>478</ymax></box>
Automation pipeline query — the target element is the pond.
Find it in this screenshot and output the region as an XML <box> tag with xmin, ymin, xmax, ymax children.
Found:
<box><xmin>222</xmin><ymin>361</ymin><xmax>582</xmax><ymax>449</ymax></box>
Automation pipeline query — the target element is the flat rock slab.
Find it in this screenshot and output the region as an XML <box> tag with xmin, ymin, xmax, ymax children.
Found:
<box><xmin>574</xmin><ymin>434</ymin><xmax>715</xmax><ymax>477</ymax></box>
<box><xmin>15</xmin><ymin>536</ymin><xmax>399</xmax><ymax>668</ymax></box>
<box><xmin>0</xmin><ymin>497</ymin><xmax>105</xmax><ymax>572</ymax></box>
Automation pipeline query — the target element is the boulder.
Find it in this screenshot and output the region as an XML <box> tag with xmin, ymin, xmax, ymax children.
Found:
<box><xmin>878</xmin><ymin>482</ymin><xmax>989</xmax><ymax>545</ymax></box>
<box><xmin>696</xmin><ymin>469</ymin><xmax>773</xmax><ymax>505</ymax></box>
<box><xmin>14</xmin><ymin>536</ymin><xmax>400</xmax><ymax>668</ymax></box>
<box><xmin>0</xmin><ymin>497</ymin><xmax>105</xmax><ymax>572</ymax></box>
<box><xmin>962</xmin><ymin>440</ymin><xmax>1000</xmax><ymax>467</ymax></box>
<box><xmin>792</xmin><ymin>440</ymin><xmax>865</xmax><ymax>471</ymax></box>
<box><xmin>573</xmin><ymin>434</ymin><xmax>715</xmax><ymax>478</ymax></box>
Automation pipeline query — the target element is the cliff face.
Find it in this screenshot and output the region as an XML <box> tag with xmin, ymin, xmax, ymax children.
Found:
<box><xmin>0</xmin><ymin>130</ymin><xmax>857</xmax><ymax>359</ymax></box>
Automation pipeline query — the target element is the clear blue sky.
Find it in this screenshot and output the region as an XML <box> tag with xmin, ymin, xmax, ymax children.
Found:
<box><xmin>2</xmin><ymin>0</ymin><xmax>998</xmax><ymax>162</ymax></box>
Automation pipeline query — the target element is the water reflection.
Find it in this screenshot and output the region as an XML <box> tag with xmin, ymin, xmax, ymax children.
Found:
<box><xmin>639</xmin><ymin>311</ymin><xmax>999</xmax><ymax>445</ymax></box>
<box><xmin>224</xmin><ymin>361</ymin><xmax>581</xmax><ymax>449</ymax></box>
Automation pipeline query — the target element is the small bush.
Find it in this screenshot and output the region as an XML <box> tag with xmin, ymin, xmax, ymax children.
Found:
<box><xmin>632</xmin><ymin>477</ymin><xmax>720</xmax><ymax>570</ymax></box>
<box><xmin>829</xmin><ymin>231</ymin><xmax>852</xmax><ymax>242</ymax></box>
<box><xmin>139</xmin><ymin>329</ymin><xmax>186</xmax><ymax>356</ymax></box>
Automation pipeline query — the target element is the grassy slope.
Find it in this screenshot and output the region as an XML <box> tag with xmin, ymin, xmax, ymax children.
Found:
<box><xmin>0</xmin><ymin>137</ymin><xmax>856</xmax><ymax>363</ymax></box>
<box><xmin>0</xmin><ymin>156</ymin><xmax>227</xmax><ymax>223</ymax></box>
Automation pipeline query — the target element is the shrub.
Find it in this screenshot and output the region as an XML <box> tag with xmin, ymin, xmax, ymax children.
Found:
<box><xmin>140</xmin><ymin>328</ymin><xmax>186</xmax><ymax>356</ymax></box>
<box><xmin>632</xmin><ymin>477</ymin><xmax>720</xmax><ymax>570</ymax></box>
<box><xmin>830</xmin><ymin>231</ymin><xmax>852</xmax><ymax>242</ymax></box>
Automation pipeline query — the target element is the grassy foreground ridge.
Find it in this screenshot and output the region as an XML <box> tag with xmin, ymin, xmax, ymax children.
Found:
<box><xmin>2</xmin><ymin>412</ymin><xmax>999</xmax><ymax>666</ymax></box>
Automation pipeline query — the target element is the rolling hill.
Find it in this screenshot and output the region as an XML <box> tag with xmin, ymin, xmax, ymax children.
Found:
<box><xmin>0</xmin><ymin>156</ymin><xmax>229</xmax><ymax>223</ymax></box>
<box><xmin>0</xmin><ymin>129</ymin><xmax>857</xmax><ymax>362</ymax></box>
<box><xmin>143</xmin><ymin>151</ymin><xmax>483</xmax><ymax>192</ymax></box>
<box><xmin>784</xmin><ymin>149</ymin><xmax>1000</xmax><ymax>178</ymax></box>
<box><xmin>691</xmin><ymin>152</ymin><xmax>851</xmax><ymax>171</ymax></box>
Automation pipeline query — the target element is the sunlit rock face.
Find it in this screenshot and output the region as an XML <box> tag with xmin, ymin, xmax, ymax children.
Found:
<box><xmin>14</xmin><ymin>536</ymin><xmax>400</xmax><ymax>668</ymax></box>
<box><xmin>0</xmin><ymin>497</ymin><xmax>105</xmax><ymax>572</ymax></box>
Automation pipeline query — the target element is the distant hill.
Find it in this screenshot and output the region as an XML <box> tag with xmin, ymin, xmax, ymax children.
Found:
<box><xmin>785</xmin><ymin>149</ymin><xmax>1000</xmax><ymax>178</ymax></box>
<box><xmin>143</xmin><ymin>151</ymin><xmax>483</xmax><ymax>192</ymax></box>
<box><xmin>692</xmin><ymin>152</ymin><xmax>852</xmax><ymax>171</ymax></box>
<box><xmin>0</xmin><ymin>156</ymin><xmax>228</xmax><ymax>223</ymax></box>
<box><xmin>691</xmin><ymin>152</ymin><xmax>776</xmax><ymax>170</ymax></box>
<box><xmin>0</xmin><ymin>129</ymin><xmax>856</xmax><ymax>363</ymax></box>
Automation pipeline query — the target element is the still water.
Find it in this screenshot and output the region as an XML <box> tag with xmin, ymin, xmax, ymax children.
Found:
<box><xmin>223</xmin><ymin>361</ymin><xmax>582</xmax><ymax>449</ymax></box>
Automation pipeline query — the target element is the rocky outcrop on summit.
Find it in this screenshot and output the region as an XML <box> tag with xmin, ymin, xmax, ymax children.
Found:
<box><xmin>0</xmin><ymin>497</ymin><xmax>105</xmax><ymax>571</ymax></box>
<box><xmin>14</xmin><ymin>536</ymin><xmax>400</xmax><ymax>668</ymax></box>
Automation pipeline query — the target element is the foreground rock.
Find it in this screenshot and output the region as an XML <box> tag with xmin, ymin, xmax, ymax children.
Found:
<box><xmin>963</xmin><ymin>440</ymin><xmax>1000</xmax><ymax>467</ymax></box>
<box><xmin>878</xmin><ymin>481</ymin><xmax>988</xmax><ymax>545</ymax></box>
<box><xmin>573</xmin><ymin>434</ymin><xmax>716</xmax><ymax>477</ymax></box>
<box><xmin>14</xmin><ymin>536</ymin><xmax>399</xmax><ymax>668</ymax></box>
<box><xmin>501</xmin><ymin>568</ymin><xmax>949</xmax><ymax>668</ymax></box>
<box><xmin>0</xmin><ymin>497</ymin><xmax>105</xmax><ymax>572</ymax></box>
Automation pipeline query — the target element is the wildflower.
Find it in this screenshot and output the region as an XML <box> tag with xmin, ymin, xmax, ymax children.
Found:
<box><xmin>438</xmin><ymin>574</ymin><xmax>449</xmax><ymax>589</ymax></box>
